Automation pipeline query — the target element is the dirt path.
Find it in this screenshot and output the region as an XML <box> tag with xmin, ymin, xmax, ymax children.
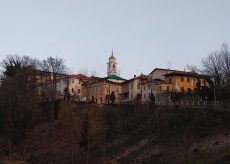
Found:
<box><xmin>110</xmin><ymin>139</ymin><xmax>148</xmax><ymax>164</ymax></box>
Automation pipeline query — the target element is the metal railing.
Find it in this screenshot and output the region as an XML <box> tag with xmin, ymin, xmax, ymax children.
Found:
<box><xmin>156</xmin><ymin>100</ymin><xmax>230</xmax><ymax>107</ymax></box>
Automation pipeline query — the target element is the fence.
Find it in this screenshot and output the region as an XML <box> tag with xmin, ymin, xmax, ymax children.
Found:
<box><xmin>156</xmin><ymin>101</ymin><xmax>230</xmax><ymax>107</ymax></box>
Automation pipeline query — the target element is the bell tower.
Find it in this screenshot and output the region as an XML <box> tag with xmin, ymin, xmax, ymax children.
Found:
<box><xmin>107</xmin><ymin>50</ymin><xmax>118</xmax><ymax>76</ymax></box>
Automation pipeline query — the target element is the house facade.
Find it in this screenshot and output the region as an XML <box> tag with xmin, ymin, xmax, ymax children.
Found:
<box><xmin>155</xmin><ymin>71</ymin><xmax>209</xmax><ymax>93</ymax></box>
<box><xmin>146</xmin><ymin>69</ymin><xmax>209</xmax><ymax>104</ymax></box>
<box><xmin>36</xmin><ymin>72</ymin><xmax>85</xmax><ymax>101</ymax></box>
<box><xmin>35</xmin><ymin>54</ymin><xmax>211</xmax><ymax>104</ymax></box>
<box><xmin>86</xmin><ymin>79</ymin><xmax>121</xmax><ymax>104</ymax></box>
<box><xmin>120</xmin><ymin>74</ymin><xmax>147</xmax><ymax>103</ymax></box>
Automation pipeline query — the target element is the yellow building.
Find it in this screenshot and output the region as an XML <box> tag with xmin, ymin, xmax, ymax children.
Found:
<box><xmin>154</xmin><ymin>71</ymin><xmax>209</xmax><ymax>93</ymax></box>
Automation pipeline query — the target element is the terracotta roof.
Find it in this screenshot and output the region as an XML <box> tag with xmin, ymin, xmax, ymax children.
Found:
<box><xmin>137</xmin><ymin>74</ymin><xmax>148</xmax><ymax>79</ymax></box>
<box><xmin>148</xmin><ymin>68</ymin><xmax>176</xmax><ymax>75</ymax></box>
<box><xmin>90</xmin><ymin>76</ymin><xmax>122</xmax><ymax>85</ymax></box>
<box><xmin>121</xmin><ymin>74</ymin><xmax>147</xmax><ymax>84</ymax></box>
<box><xmin>68</xmin><ymin>74</ymin><xmax>88</xmax><ymax>79</ymax></box>
<box><xmin>164</xmin><ymin>71</ymin><xmax>207</xmax><ymax>77</ymax></box>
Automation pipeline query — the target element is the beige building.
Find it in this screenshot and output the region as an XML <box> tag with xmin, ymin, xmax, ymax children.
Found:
<box><xmin>148</xmin><ymin>68</ymin><xmax>172</xmax><ymax>81</ymax></box>
<box><xmin>36</xmin><ymin>54</ymin><xmax>211</xmax><ymax>104</ymax></box>
<box><xmin>141</xmin><ymin>81</ymin><xmax>153</xmax><ymax>103</ymax></box>
<box><xmin>86</xmin><ymin>78</ymin><xmax>121</xmax><ymax>104</ymax></box>
<box><xmin>36</xmin><ymin>72</ymin><xmax>85</xmax><ymax>101</ymax></box>
<box><xmin>141</xmin><ymin>68</ymin><xmax>174</xmax><ymax>103</ymax></box>
<box><xmin>82</xmin><ymin>52</ymin><xmax>126</xmax><ymax>104</ymax></box>
<box><xmin>120</xmin><ymin>74</ymin><xmax>147</xmax><ymax>103</ymax></box>
<box><xmin>67</xmin><ymin>74</ymin><xmax>85</xmax><ymax>101</ymax></box>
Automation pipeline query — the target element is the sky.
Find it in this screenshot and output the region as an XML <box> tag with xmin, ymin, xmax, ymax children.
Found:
<box><xmin>0</xmin><ymin>0</ymin><xmax>230</xmax><ymax>79</ymax></box>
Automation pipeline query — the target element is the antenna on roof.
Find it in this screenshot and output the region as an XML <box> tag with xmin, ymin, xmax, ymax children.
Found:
<box><xmin>167</xmin><ymin>61</ymin><xmax>172</xmax><ymax>70</ymax></box>
<box><xmin>112</xmin><ymin>48</ymin><xmax>114</xmax><ymax>56</ymax></box>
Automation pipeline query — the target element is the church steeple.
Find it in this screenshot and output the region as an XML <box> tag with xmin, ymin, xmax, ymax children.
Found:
<box><xmin>107</xmin><ymin>50</ymin><xmax>118</xmax><ymax>76</ymax></box>
<box><xmin>109</xmin><ymin>49</ymin><xmax>116</xmax><ymax>60</ymax></box>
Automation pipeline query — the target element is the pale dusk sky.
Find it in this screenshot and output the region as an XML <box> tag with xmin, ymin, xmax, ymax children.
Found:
<box><xmin>0</xmin><ymin>0</ymin><xmax>230</xmax><ymax>78</ymax></box>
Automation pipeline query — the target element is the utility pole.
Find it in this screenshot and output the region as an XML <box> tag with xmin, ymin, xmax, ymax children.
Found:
<box><xmin>213</xmin><ymin>77</ymin><xmax>217</xmax><ymax>106</ymax></box>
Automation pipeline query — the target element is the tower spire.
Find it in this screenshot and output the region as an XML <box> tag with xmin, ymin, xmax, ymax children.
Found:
<box><xmin>108</xmin><ymin>49</ymin><xmax>117</xmax><ymax>76</ymax></box>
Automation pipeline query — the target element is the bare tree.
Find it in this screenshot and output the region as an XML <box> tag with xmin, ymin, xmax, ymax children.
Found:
<box><xmin>78</xmin><ymin>68</ymin><xmax>97</xmax><ymax>102</ymax></box>
<box><xmin>78</xmin><ymin>68</ymin><xmax>89</xmax><ymax>76</ymax></box>
<box><xmin>201</xmin><ymin>43</ymin><xmax>230</xmax><ymax>82</ymax></box>
<box><xmin>202</xmin><ymin>50</ymin><xmax>222</xmax><ymax>82</ymax></box>
<box><xmin>40</xmin><ymin>56</ymin><xmax>67</xmax><ymax>120</ymax></box>
<box><xmin>220</xmin><ymin>43</ymin><xmax>230</xmax><ymax>77</ymax></box>
<box><xmin>63</xmin><ymin>68</ymin><xmax>73</xmax><ymax>101</ymax></box>
<box><xmin>40</xmin><ymin>56</ymin><xmax>67</xmax><ymax>100</ymax></box>
<box><xmin>0</xmin><ymin>55</ymin><xmax>40</xmax><ymax>160</ymax></box>
<box><xmin>77</xmin><ymin>68</ymin><xmax>97</xmax><ymax>77</ymax></box>
<box><xmin>186</xmin><ymin>65</ymin><xmax>201</xmax><ymax>73</ymax></box>
<box><xmin>90</xmin><ymin>69</ymin><xmax>97</xmax><ymax>77</ymax></box>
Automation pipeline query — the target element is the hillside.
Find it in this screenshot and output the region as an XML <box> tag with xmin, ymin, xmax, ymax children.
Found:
<box><xmin>0</xmin><ymin>102</ymin><xmax>230</xmax><ymax>164</ymax></box>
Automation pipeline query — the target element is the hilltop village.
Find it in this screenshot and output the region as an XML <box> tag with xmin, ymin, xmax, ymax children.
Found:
<box><xmin>1</xmin><ymin>52</ymin><xmax>230</xmax><ymax>164</ymax></box>
<box><xmin>36</xmin><ymin>53</ymin><xmax>210</xmax><ymax>105</ymax></box>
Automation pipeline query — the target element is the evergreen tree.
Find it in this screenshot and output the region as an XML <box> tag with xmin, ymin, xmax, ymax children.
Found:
<box><xmin>79</xmin><ymin>114</ymin><xmax>90</xmax><ymax>151</ymax></box>
<box><xmin>149</xmin><ymin>92</ymin><xmax>155</xmax><ymax>109</ymax></box>
<box><xmin>110</xmin><ymin>91</ymin><xmax>116</xmax><ymax>104</ymax></box>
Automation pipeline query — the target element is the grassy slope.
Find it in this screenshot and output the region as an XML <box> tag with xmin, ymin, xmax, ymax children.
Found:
<box><xmin>0</xmin><ymin>103</ymin><xmax>230</xmax><ymax>164</ymax></box>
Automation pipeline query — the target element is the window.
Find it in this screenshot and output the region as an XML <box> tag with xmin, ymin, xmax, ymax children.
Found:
<box><xmin>71</xmin><ymin>88</ymin><xmax>74</xmax><ymax>93</ymax></box>
<box><xmin>144</xmin><ymin>86</ymin><xmax>146</xmax><ymax>90</ymax></box>
<box><xmin>187</xmin><ymin>78</ymin><xmax>190</xmax><ymax>83</ymax></box>
<box><xmin>144</xmin><ymin>94</ymin><xmax>145</xmax><ymax>98</ymax></box>
<box><xmin>188</xmin><ymin>88</ymin><xmax>191</xmax><ymax>93</ymax></box>
<box><xmin>181</xmin><ymin>87</ymin><xmax>184</xmax><ymax>92</ymax></box>
<box><xmin>131</xmin><ymin>83</ymin><xmax>133</xmax><ymax>89</ymax></box>
<box><xmin>169</xmin><ymin>78</ymin><xmax>172</xmax><ymax>83</ymax></box>
<box><xmin>181</xmin><ymin>77</ymin><xmax>184</xmax><ymax>82</ymax></box>
<box><xmin>78</xmin><ymin>89</ymin><xmax>81</xmax><ymax>94</ymax></box>
<box><xmin>113</xmin><ymin>64</ymin><xmax>116</xmax><ymax>71</ymax></box>
<box><xmin>223</xmin><ymin>80</ymin><xmax>225</xmax><ymax>85</ymax></box>
<box><xmin>159</xmin><ymin>86</ymin><xmax>162</xmax><ymax>91</ymax></box>
<box><xmin>72</xmin><ymin>79</ymin><xmax>74</xmax><ymax>83</ymax></box>
<box><xmin>166</xmin><ymin>86</ymin><xmax>169</xmax><ymax>91</ymax></box>
<box><xmin>148</xmin><ymin>84</ymin><xmax>150</xmax><ymax>89</ymax></box>
<box><xmin>137</xmin><ymin>83</ymin><xmax>141</xmax><ymax>89</ymax></box>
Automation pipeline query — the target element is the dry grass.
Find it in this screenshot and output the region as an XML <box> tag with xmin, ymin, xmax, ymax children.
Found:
<box><xmin>0</xmin><ymin>102</ymin><xmax>230</xmax><ymax>164</ymax></box>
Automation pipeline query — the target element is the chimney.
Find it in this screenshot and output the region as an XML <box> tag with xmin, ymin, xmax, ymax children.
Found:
<box><xmin>134</xmin><ymin>75</ymin><xmax>136</xmax><ymax>78</ymax></box>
